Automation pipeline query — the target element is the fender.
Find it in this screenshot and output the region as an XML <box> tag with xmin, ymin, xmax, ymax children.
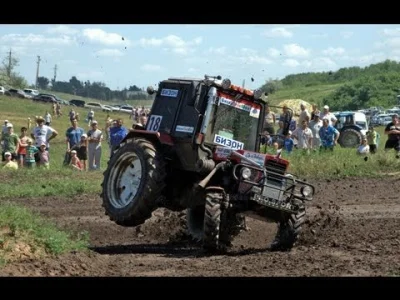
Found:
<box><xmin>120</xmin><ymin>129</ymin><xmax>174</xmax><ymax>146</ymax></box>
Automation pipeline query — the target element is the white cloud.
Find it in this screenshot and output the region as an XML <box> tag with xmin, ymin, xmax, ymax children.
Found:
<box><xmin>0</xmin><ymin>33</ymin><xmax>76</xmax><ymax>46</ymax></box>
<box><xmin>206</xmin><ymin>47</ymin><xmax>227</xmax><ymax>55</ymax></box>
<box><xmin>322</xmin><ymin>47</ymin><xmax>346</xmax><ymax>56</ymax></box>
<box><xmin>381</xmin><ymin>28</ymin><xmax>400</xmax><ymax>36</ymax></box>
<box><xmin>340</xmin><ymin>31</ymin><xmax>354</xmax><ymax>39</ymax></box>
<box><xmin>94</xmin><ymin>49</ymin><xmax>124</xmax><ymax>57</ymax></box>
<box><xmin>267</xmin><ymin>48</ymin><xmax>281</xmax><ymax>58</ymax></box>
<box><xmin>311</xmin><ymin>33</ymin><xmax>329</xmax><ymax>38</ymax></box>
<box><xmin>188</xmin><ymin>67</ymin><xmax>198</xmax><ymax>73</ymax></box>
<box><xmin>76</xmin><ymin>70</ymin><xmax>105</xmax><ymax>80</ymax></box>
<box><xmin>46</xmin><ymin>25</ymin><xmax>79</xmax><ymax>35</ymax></box>
<box><xmin>283</xmin><ymin>59</ymin><xmax>300</xmax><ymax>67</ymax></box>
<box><xmin>0</xmin><ymin>45</ymin><xmax>28</xmax><ymax>56</ymax></box>
<box><xmin>240</xmin><ymin>34</ymin><xmax>251</xmax><ymax>40</ymax></box>
<box><xmin>82</xmin><ymin>28</ymin><xmax>130</xmax><ymax>46</ymax></box>
<box><xmin>262</xmin><ymin>27</ymin><xmax>293</xmax><ymax>38</ymax></box>
<box><xmin>283</xmin><ymin>43</ymin><xmax>310</xmax><ymax>57</ymax></box>
<box><xmin>140</xmin><ymin>64</ymin><xmax>162</xmax><ymax>72</ymax></box>
<box><xmin>136</xmin><ymin>34</ymin><xmax>202</xmax><ymax>56</ymax></box>
<box><xmin>60</xmin><ymin>59</ymin><xmax>77</xmax><ymax>65</ymax></box>
<box><xmin>302</xmin><ymin>57</ymin><xmax>337</xmax><ymax>70</ymax></box>
<box><xmin>356</xmin><ymin>52</ymin><xmax>386</xmax><ymax>64</ymax></box>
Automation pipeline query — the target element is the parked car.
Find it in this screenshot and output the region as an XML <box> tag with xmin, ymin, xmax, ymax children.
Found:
<box><xmin>69</xmin><ymin>99</ymin><xmax>86</xmax><ymax>107</ymax></box>
<box><xmin>85</xmin><ymin>102</ymin><xmax>112</xmax><ymax>112</ymax></box>
<box><xmin>32</xmin><ymin>94</ymin><xmax>58</xmax><ymax>103</ymax></box>
<box><xmin>5</xmin><ymin>88</ymin><xmax>28</xmax><ymax>99</ymax></box>
<box><xmin>0</xmin><ymin>86</ymin><xmax>5</xmax><ymax>95</ymax></box>
<box><xmin>23</xmin><ymin>88</ymin><xmax>39</xmax><ymax>96</ymax></box>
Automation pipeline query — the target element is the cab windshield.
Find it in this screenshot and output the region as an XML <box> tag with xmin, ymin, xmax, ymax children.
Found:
<box><xmin>205</xmin><ymin>92</ymin><xmax>261</xmax><ymax>151</ymax></box>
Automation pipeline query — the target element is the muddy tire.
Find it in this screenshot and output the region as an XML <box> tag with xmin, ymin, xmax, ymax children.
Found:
<box><xmin>187</xmin><ymin>203</ymin><xmax>243</xmax><ymax>247</ymax></box>
<box><xmin>101</xmin><ymin>138</ymin><xmax>166</xmax><ymax>227</ymax></box>
<box><xmin>270</xmin><ymin>205</ymin><xmax>306</xmax><ymax>251</ymax></box>
<box><xmin>203</xmin><ymin>191</ymin><xmax>224</xmax><ymax>252</ymax></box>
<box><xmin>339</xmin><ymin>128</ymin><xmax>362</xmax><ymax>148</ymax></box>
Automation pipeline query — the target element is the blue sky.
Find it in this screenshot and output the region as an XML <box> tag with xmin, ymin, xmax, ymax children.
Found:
<box><xmin>1</xmin><ymin>24</ymin><xmax>400</xmax><ymax>91</ymax></box>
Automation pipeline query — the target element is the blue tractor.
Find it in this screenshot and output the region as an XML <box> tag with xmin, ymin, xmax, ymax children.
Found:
<box><xmin>334</xmin><ymin>111</ymin><xmax>368</xmax><ymax>148</ymax></box>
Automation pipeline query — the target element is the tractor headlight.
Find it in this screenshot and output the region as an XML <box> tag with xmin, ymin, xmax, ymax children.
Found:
<box><xmin>222</xmin><ymin>78</ymin><xmax>231</xmax><ymax>89</ymax></box>
<box><xmin>241</xmin><ymin>167</ymin><xmax>252</xmax><ymax>180</ymax></box>
<box><xmin>300</xmin><ymin>186</ymin><xmax>313</xmax><ymax>197</ymax></box>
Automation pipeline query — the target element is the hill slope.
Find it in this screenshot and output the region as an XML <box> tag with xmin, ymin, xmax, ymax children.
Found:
<box><xmin>262</xmin><ymin>59</ymin><xmax>400</xmax><ymax>111</ymax></box>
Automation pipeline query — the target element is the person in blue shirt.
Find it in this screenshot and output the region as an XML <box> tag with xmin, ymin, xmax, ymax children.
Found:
<box><xmin>283</xmin><ymin>131</ymin><xmax>294</xmax><ymax>154</ymax></box>
<box><xmin>319</xmin><ymin>117</ymin><xmax>340</xmax><ymax>150</ymax></box>
<box><xmin>109</xmin><ymin>118</ymin><xmax>128</xmax><ymax>157</ymax></box>
<box><xmin>64</xmin><ymin>118</ymin><xmax>85</xmax><ymax>165</ymax></box>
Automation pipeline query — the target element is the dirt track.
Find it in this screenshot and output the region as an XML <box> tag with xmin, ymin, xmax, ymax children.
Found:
<box><xmin>0</xmin><ymin>177</ymin><xmax>399</xmax><ymax>277</ymax></box>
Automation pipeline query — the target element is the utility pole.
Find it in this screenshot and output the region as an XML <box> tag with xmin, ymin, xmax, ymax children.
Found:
<box><xmin>35</xmin><ymin>56</ymin><xmax>41</xmax><ymax>88</ymax></box>
<box><xmin>242</xmin><ymin>79</ymin><xmax>245</xmax><ymax>88</ymax></box>
<box><xmin>53</xmin><ymin>64</ymin><xmax>58</xmax><ymax>82</ymax></box>
<box><xmin>7</xmin><ymin>49</ymin><xmax>12</xmax><ymax>77</ymax></box>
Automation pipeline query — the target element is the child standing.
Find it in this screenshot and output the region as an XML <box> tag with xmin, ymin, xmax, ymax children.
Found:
<box><xmin>25</xmin><ymin>138</ymin><xmax>38</xmax><ymax>168</ymax></box>
<box><xmin>366</xmin><ymin>126</ymin><xmax>377</xmax><ymax>154</ymax></box>
<box><xmin>18</xmin><ymin>127</ymin><xmax>29</xmax><ymax>168</ymax></box>
<box><xmin>38</xmin><ymin>142</ymin><xmax>50</xmax><ymax>168</ymax></box>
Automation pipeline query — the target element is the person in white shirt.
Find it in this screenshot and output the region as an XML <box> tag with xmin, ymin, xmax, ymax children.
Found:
<box><xmin>320</xmin><ymin>105</ymin><xmax>337</xmax><ymax>126</ymax></box>
<box><xmin>357</xmin><ymin>138</ymin><xmax>370</xmax><ymax>156</ymax></box>
<box><xmin>87</xmin><ymin>120</ymin><xmax>103</xmax><ymax>170</ymax></box>
<box><xmin>308</xmin><ymin>112</ymin><xmax>323</xmax><ymax>150</ymax></box>
<box><xmin>44</xmin><ymin>111</ymin><xmax>52</xmax><ymax>126</ymax></box>
<box><xmin>292</xmin><ymin>119</ymin><xmax>313</xmax><ymax>152</ymax></box>
<box><xmin>31</xmin><ymin>116</ymin><xmax>58</xmax><ymax>166</ymax></box>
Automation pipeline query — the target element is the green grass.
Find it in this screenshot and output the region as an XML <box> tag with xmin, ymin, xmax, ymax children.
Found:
<box><xmin>268</xmin><ymin>83</ymin><xmax>343</xmax><ymax>107</ymax></box>
<box><xmin>0</xmin><ymin>202</ymin><xmax>89</xmax><ymax>264</ymax></box>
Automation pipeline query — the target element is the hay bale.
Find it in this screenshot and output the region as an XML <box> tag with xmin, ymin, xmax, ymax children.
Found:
<box><xmin>276</xmin><ymin>99</ymin><xmax>313</xmax><ymax>116</ymax></box>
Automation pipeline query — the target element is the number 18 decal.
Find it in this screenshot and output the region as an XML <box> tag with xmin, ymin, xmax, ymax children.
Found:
<box><xmin>147</xmin><ymin>115</ymin><xmax>163</xmax><ymax>132</ymax></box>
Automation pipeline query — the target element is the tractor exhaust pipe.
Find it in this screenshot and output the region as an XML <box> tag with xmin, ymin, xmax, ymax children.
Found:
<box><xmin>198</xmin><ymin>161</ymin><xmax>225</xmax><ymax>189</ymax></box>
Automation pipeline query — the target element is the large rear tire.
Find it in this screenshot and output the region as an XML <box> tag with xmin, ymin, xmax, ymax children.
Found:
<box><xmin>101</xmin><ymin>138</ymin><xmax>166</xmax><ymax>227</ymax></box>
<box><xmin>339</xmin><ymin>128</ymin><xmax>362</xmax><ymax>148</ymax></box>
<box><xmin>269</xmin><ymin>204</ymin><xmax>306</xmax><ymax>251</ymax></box>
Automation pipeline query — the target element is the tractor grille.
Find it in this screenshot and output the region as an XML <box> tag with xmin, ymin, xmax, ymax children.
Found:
<box><xmin>265</xmin><ymin>159</ymin><xmax>287</xmax><ymax>184</ymax></box>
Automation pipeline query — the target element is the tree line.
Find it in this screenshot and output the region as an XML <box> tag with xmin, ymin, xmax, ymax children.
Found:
<box><xmin>260</xmin><ymin>59</ymin><xmax>400</xmax><ymax>111</ymax></box>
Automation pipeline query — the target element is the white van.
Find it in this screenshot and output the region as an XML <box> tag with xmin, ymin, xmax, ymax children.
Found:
<box><xmin>23</xmin><ymin>88</ymin><xmax>39</xmax><ymax>96</ymax></box>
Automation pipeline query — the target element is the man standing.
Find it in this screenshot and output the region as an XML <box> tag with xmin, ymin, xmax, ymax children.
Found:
<box><xmin>263</xmin><ymin>106</ymin><xmax>276</xmax><ymax>135</ymax></box>
<box><xmin>319</xmin><ymin>117</ymin><xmax>340</xmax><ymax>151</ymax></box>
<box><xmin>308</xmin><ymin>112</ymin><xmax>323</xmax><ymax>150</ymax></box>
<box><xmin>65</xmin><ymin>118</ymin><xmax>85</xmax><ymax>165</ymax></box>
<box><xmin>109</xmin><ymin>119</ymin><xmax>128</xmax><ymax>157</ymax></box>
<box><xmin>31</xmin><ymin>116</ymin><xmax>58</xmax><ymax>166</ymax></box>
<box><xmin>384</xmin><ymin>114</ymin><xmax>400</xmax><ymax>157</ymax></box>
<box><xmin>1</xmin><ymin>123</ymin><xmax>19</xmax><ymax>161</ymax></box>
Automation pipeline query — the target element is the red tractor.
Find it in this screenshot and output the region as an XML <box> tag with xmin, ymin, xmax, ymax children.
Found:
<box><xmin>100</xmin><ymin>75</ymin><xmax>315</xmax><ymax>253</ymax></box>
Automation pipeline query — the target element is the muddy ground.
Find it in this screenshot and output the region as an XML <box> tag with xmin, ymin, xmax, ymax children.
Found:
<box><xmin>0</xmin><ymin>177</ymin><xmax>399</xmax><ymax>277</ymax></box>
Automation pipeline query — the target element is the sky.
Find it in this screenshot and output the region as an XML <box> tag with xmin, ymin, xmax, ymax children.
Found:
<box><xmin>1</xmin><ymin>24</ymin><xmax>400</xmax><ymax>91</ymax></box>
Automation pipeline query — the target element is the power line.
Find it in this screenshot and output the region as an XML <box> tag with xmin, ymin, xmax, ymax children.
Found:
<box><xmin>7</xmin><ymin>49</ymin><xmax>12</xmax><ymax>77</ymax></box>
<box><xmin>53</xmin><ymin>64</ymin><xmax>58</xmax><ymax>82</ymax></box>
<box><xmin>35</xmin><ymin>56</ymin><xmax>41</xmax><ymax>89</ymax></box>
